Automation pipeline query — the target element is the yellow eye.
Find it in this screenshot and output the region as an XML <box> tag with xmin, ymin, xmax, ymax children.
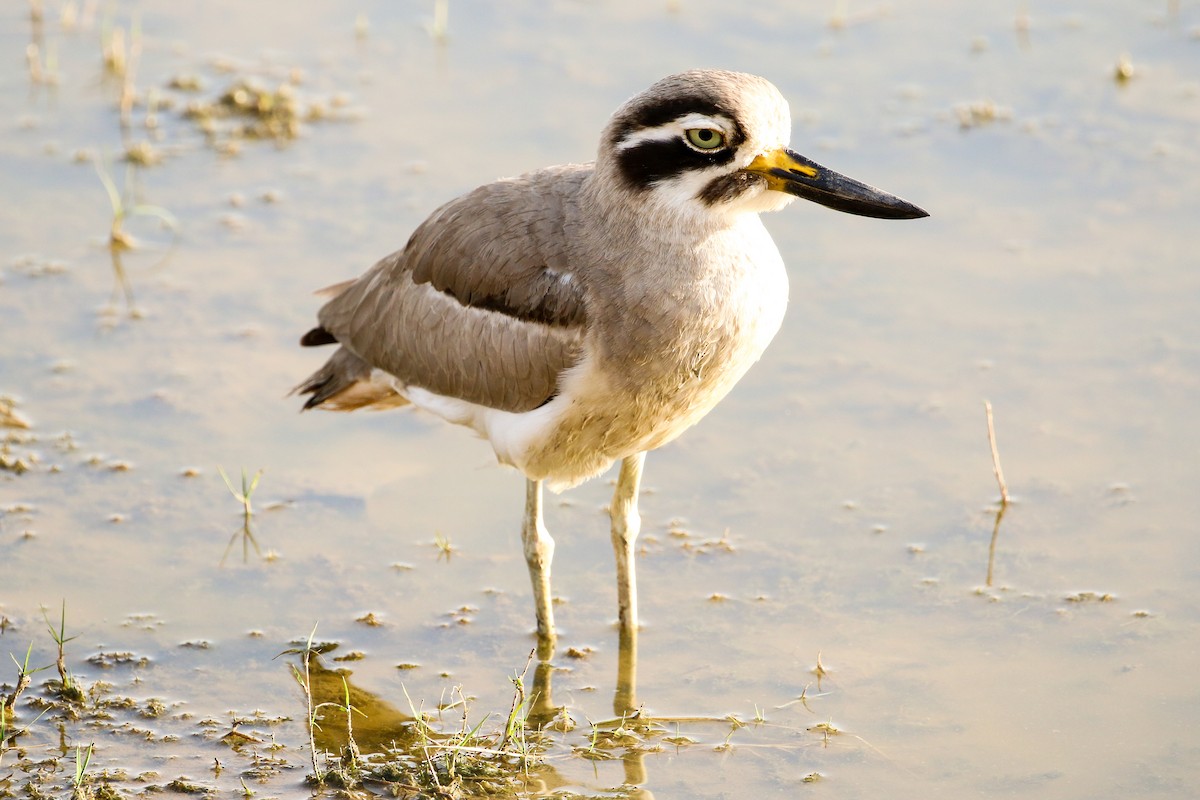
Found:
<box><xmin>685</xmin><ymin>128</ymin><xmax>726</xmax><ymax>151</ymax></box>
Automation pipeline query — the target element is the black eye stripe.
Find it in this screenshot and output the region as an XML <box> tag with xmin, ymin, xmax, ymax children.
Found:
<box><xmin>609</xmin><ymin>96</ymin><xmax>747</xmax><ymax>152</ymax></box>
<box><xmin>615</xmin><ymin>138</ymin><xmax>737</xmax><ymax>192</ymax></box>
<box><xmin>619</xmin><ymin>96</ymin><xmax>740</xmax><ymax>135</ymax></box>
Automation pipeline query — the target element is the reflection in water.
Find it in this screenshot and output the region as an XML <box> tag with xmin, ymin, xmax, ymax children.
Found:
<box><xmin>526</xmin><ymin>655</ymin><xmax>558</xmax><ymax>729</ymax></box>
<box><xmin>529</xmin><ymin>618</ymin><xmax>640</xmax><ymax>720</ymax></box>
<box><xmin>302</xmin><ymin>651</ymin><xmax>574</xmax><ymax>795</ymax></box>
<box><xmin>106</xmin><ymin>245</ymin><xmax>138</xmax><ymax>316</ymax></box>
<box><xmin>304</xmin><ymin>654</ymin><xmax>419</xmax><ymax>755</ymax></box>
<box><xmin>95</xmin><ymin>157</ymin><xmax>179</xmax><ymax>322</ymax></box>
<box><xmin>985</xmin><ymin>503</ymin><xmax>1007</xmax><ymax>588</ymax></box>
<box><xmin>982</xmin><ymin>402</ymin><xmax>1011</xmax><ymax>587</ymax></box>
<box><xmin>614</xmin><ymin>624</ymin><xmax>638</xmax><ymax>717</ymax></box>
<box><xmin>25</xmin><ymin>3</ymin><xmax>53</xmax><ymax>88</ymax></box>
<box><xmin>298</xmin><ymin>628</ymin><xmax>656</xmax><ymax>796</ymax></box>
<box><xmin>218</xmin><ymin>468</ymin><xmax>268</xmax><ymax>565</ymax></box>
<box><xmin>620</xmin><ymin>750</ymin><xmax>654</xmax><ymax>800</ymax></box>
<box><xmin>537</xmin><ymin>624</ymin><xmax>654</xmax><ymax>797</ymax></box>
<box><xmin>220</xmin><ymin>518</ymin><xmax>263</xmax><ymax>565</ymax></box>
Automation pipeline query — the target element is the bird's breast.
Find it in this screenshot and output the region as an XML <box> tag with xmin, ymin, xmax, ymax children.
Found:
<box><xmin>517</xmin><ymin>221</ymin><xmax>789</xmax><ymax>487</ymax></box>
<box><xmin>608</xmin><ymin>220</ymin><xmax>787</xmax><ymax>401</ymax></box>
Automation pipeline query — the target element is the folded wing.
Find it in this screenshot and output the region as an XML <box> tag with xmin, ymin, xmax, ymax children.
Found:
<box><xmin>297</xmin><ymin>166</ymin><xmax>591</xmax><ymax>414</ymax></box>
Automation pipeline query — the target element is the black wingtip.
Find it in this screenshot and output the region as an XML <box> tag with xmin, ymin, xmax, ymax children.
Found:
<box><xmin>291</xmin><ymin>375</ymin><xmax>330</xmax><ymax>411</ymax></box>
<box><xmin>300</xmin><ymin>327</ymin><xmax>338</xmax><ymax>347</ymax></box>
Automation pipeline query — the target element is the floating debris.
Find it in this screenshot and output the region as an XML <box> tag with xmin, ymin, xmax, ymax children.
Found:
<box><xmin>123</xmin><ymin>140</ymin><xmax>163</xmax><ymax>166</ymax></box>
<box><xmin>808</xmin><ymin>720</ymin><xmax>841</xmax><ymax>740</ymax></box>
<box><xmin>1</xmin><ymin>424</ymin><xmax>44</xmax><ymax>475</ymax></box>
<box><xmin>678</xmin><ymin>527</ymin><xmax>735</xmax><ymax>555</ymax></box>
<box><xmin>0</xmin><ymin>396</ymin><xmax>30</xmax><ymax>429</ymax></box>
<box><xmin>221</xmin><ymin>729</ymin><xmax>264</xmax><ymax>746</ymax></box>
<box><xmin>954</xmin><ymin>99</ymin><xmax>1012</xmax><ymax>129</ymax></box>
<box><xmin>87</xmin><ymin>651</ymin><xmax>152</xmax><ymax>669</ymax></box>
<box><xmin>180</xmin><ymin>78</ymin><xmax>301</xmax><ymax>141</ymax></box>
<box><xmin>1064</xmin><ymin>591</ymin><xmax>1116</xmax><ymax>603</ymax></box>
<box><xmin>1114</xmin><ymin>54</ymin><xmax>1135</xmax><ymax>84</ymax></box>
<box><xmin>167</xmin><ymin>73</ymin><xmax>204</xmax><ymax>92</ymax></box>
<box><xmin>178</xmin><ymin>76</ymin><xmax>355</xmax><ymax>149</ymax></box>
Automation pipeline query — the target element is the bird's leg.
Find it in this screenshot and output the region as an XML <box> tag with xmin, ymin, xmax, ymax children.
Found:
<box><xmin>521</xmin><ymin>478</ymin><xmax>557</xmax><ymax>652</ymax></box>
<box><xmin>610</xmin><ymin>452</ymin><xmax>646</xmax><ymax>633</ymax></box>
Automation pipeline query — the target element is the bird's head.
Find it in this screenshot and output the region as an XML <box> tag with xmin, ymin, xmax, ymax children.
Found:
<box><xmin>597</xmin><ymin>69</ymin><xmax>927</xmax><ymax>224</ymax></box>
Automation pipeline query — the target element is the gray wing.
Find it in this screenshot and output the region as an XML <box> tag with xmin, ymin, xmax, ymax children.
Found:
<box><xmin>307</xmin><ymin>166</ymin><xmax>591</xmax><ymax>413</ymax></box>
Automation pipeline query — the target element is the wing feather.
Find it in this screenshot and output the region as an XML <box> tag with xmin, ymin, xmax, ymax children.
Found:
<box><xmin>311</xmin><ymin>166</ymin><xmax>592</xmax><ymax>413</ymax></box>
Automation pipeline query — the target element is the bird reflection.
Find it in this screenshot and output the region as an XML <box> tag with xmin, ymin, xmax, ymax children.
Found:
<box><xmin>298</xmin><ymin>628</ymin><xmax>654</xmax><ymax>797</ymax></box>
<box><xmin>527</xmin><ymin>621</ymin><xmax>640</xmax><ymax>723</ymax></box>
<box><xmin>530</xmin><ymin>625</ymin><xmax>654</xmax><ymax>797</ymax></box>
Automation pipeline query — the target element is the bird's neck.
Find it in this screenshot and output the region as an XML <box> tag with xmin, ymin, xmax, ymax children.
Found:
<box><xmin>583</xmin><ymin>171</ymin><xmax>753</xmax><ymax>246</ymax></box>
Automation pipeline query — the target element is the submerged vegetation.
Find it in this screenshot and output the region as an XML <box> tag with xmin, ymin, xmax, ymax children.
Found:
<box><xmin>179</xmin><ymin>77</ymin><xmax>357</xmax><ymax>150</ymax></box>
<box><xmin>283</xmin><ymin>627</ymin><xmax>552</xmax><ymax>796</ymax></box>
<box><xmin>1</xmin><ymin>607</ymin><xmax>843</xmax><ymax>798</ymax></box>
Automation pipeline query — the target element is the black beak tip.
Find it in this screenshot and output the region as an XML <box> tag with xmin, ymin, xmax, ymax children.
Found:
<box><xmin>850</xmin><ymin>192</ymin><xmax>929</xmax><ymax>220</ymax></box>
<box><xmin>896</xmin><ymin>202</ymin><xmax>930</xmax><ymax>220</ymax></box>
<box><xmin>859</xmin><ymin>190</ymin><xmax>929</xmax><ymax>220</ymax></box>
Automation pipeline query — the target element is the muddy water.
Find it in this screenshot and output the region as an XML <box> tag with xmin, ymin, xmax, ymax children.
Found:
<box><xmin>2</xmin><ymin>1</ymin><xmax>1199</xmax><ymax>797</ymax></box>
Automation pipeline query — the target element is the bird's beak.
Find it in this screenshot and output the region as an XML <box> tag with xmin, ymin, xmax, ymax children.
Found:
<box><xmin>743</xmin><ymin>148</ymin><xmax>928</xmax><ymax>220</ymax></box>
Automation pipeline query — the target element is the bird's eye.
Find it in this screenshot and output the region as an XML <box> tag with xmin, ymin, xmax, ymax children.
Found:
<box><xmin>685</xmin><ymin>128</ymin><xmax>726</xmax><ymax>151</ymax></box>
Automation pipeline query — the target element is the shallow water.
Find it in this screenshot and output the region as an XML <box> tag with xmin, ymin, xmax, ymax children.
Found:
<box><xmin>3</xmin><ymin>1</ymin><xmax>1199</xmax><ymax>797</ymax></box>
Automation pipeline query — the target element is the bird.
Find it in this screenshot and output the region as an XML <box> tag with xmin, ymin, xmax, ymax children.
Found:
<box><xmin>295</xmin><ymin>69</ymin><xmax>927</xmax><ymax>646</ymax></box>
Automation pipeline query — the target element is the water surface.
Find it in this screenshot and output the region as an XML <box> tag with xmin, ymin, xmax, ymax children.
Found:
<box><xmin>2</xmin><ymin>1</ymin><xmax>1198</xmax><ymax>797</ymax></box>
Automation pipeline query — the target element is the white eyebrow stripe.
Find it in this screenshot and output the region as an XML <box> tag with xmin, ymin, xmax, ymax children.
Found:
<box><xmin>615</xmin><ymin>113</ymin><xmax>734</xmax><ymax>151</ymax></box>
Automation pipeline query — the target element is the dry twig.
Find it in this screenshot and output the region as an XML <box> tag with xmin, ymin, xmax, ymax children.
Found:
<box><xmin>983</xmin><ymin>401</ymin><xmax>1010</xmax><ymax>505</ymax></box>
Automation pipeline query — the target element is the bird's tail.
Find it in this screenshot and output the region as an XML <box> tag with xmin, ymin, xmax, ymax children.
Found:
<box><xmin>292</xmin><ymin>345</ymin><xmax>409</xmax><ymax>412</ymax></box>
